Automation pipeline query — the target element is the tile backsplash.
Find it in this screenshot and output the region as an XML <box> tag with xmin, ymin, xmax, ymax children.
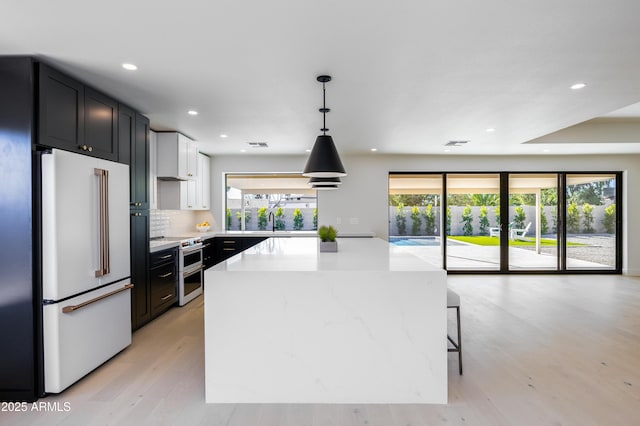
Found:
<box><xmin>150</xmin><ymin>210</ymin><xmax>216</xmax><ymax>238</ymax></box>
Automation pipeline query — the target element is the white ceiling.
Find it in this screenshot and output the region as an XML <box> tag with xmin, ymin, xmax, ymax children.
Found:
<box><xmin>3</xmin><ymin>0</ymin><xmax>640</xmax><ymax>156</ymax></box>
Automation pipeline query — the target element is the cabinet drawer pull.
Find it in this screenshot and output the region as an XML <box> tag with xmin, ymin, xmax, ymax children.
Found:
<box><xmin>223</xmin><ymin>248</ymin><xmax>236</xmax><ymax>251</ymax></box>
<box><xmin>161</xmin><ymin>294</ymin><xmax>173</xmax><ymax>301</ymax></box>
<box><xmin>224</xmin><ymin>240</ymin><xmax>236</xmax><ymax>244</ymax></box>
<box><xmin>159</xmin><ymin>272</ymin><xmax>173</xmax><ymax>278</ymax></box>
<box><xmin>158</xmin><ymin>254</ymin><xmax>173</xmax><ymax>260</ymax></box>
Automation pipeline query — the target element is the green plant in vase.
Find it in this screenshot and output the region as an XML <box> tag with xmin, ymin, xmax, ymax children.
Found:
<box><xmin>318</xmin><ymin>225</ymin><xmax>338</xmax><ymax>252</ymax></box>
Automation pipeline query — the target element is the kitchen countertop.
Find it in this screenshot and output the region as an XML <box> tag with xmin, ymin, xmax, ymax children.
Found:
<box><xmin>149</xmin><ymin>231</ymin><xmax>376</xmax><ymax>253</ymax></box>
<box><xmin>211</xmin><ymin>236</ymin><xmax>438</xmax><ymax>272</ymax></box>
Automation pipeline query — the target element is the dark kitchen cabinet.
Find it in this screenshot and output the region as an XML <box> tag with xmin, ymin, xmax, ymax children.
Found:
<box><xmin>121</xmin><ymin>105</ymin><xmax>150</xmax><ymax>209</ymax></box>
<box><xmin>203</xmin><ymin>237</ymin><xmax>216</xmax><ymax>269</ymax></box>
<box><xmin>150</xmin><ymin>248</ymin><xmax>178</xmax><ymax>316</ymax></box>
<box><xmin>84</xmin><ymin>87</ymin><xmax>118</xmax><ymax>161</ymax></box>
<box><xmin>213</xmin><ymin>236</ymin><xmax>267</xmax><ymax>265</ymax></box>
<box><xmin>118</xmin><ymin>104</ymin><xmax>134</xmax><ymax>165</ymax></box>
<box><xmin>37</xmin><ymin>63</ymin><xmax>119</xmax><ymax>161</ymax></box>
<box><xmin>132</xmin><ymin>113</ymin><xmax>150</xmax><ymax>209</ymax></box>
<box><xmin>38</xmin><ymin>63</ymin><xmax>84</xmax><ymax>152</ymax></box>
<box><xmin>128</xmin><ymin>110</ymin><xmax>150</xmax><ymax>330</ymax></box>
<box><xmin>1</xmin><ymin>57</ymin><xmax>38</xmax><ymax>402</ymax></box>
<box><xmin>130</xmin><ymin>210</ymin><xmax>151</xmax><ymax>330</ymax></box>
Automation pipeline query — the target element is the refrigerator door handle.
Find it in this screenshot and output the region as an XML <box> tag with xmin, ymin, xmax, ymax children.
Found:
<box><xmin>62</xmin><ymin>283</ymin><xmax>134</xmax><ymax>314</ymax></box>
<box><xmin>94</xmin><ymin>168</ymin><xmax>111</xmax><ymax>277</ymax></box>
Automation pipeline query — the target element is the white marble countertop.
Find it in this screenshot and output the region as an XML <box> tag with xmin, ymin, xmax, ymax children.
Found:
<box><xmin>211</xmin><ymin>237</ymin><xmax>440</xmax><ymax>272</ymax></box>
<box><xmin>149</xmin><ymin>231</ymin><xmax>376</xmax><ymax>253</ymax></box>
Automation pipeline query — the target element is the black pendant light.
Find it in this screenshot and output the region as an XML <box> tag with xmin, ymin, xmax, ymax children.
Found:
<box><xmin>308</xmin><ymin>177</ymin><xmax>342</xmax><ymax>186</ymax></box>
<box><xmin>303</xmin><ymin>75</ymin><xmax>347</xmax><ymax>178</ymax></box>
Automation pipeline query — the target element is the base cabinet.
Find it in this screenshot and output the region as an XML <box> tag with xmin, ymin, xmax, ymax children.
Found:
<box><xmin>150</xmin><ymin>248</ymin><xmax>178</xmax><ymax>317</ymax></box>
<box><xmin>130</xmin><ymin>210</ymin><xmax>150</xmax><ymax>330</ymax></box>
<box><xmin>212</xmin><ymin>237</ymin><xmax>267</xmax><ymax>266</ymax></box>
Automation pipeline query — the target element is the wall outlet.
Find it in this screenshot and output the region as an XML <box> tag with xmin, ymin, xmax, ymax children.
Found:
<box><xmin>349</xmin><ymin>217</ymin><xmax>359</xmax><ymax>225</ymax></box>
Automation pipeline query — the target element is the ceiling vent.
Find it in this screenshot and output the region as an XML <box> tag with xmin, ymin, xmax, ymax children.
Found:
<box><xmin>247</xmin><ymin>142</ymin><xmax>269</xmax><ymax>148</ymax></box>
<box><xmin>445</xmin><ymin>140</ymin><xmax>470</xmax><ymax>147</ymax></box>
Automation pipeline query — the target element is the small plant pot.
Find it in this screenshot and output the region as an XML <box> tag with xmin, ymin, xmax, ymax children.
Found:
<box><xmin>319</xmin><ymin>241</ymin><xmax>338</xmax><ymax>252</ymax></box>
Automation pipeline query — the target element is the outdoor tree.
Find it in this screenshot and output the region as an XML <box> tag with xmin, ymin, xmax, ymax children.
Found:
<box><xmin>257</xmin><ymin>207</ymin><xmax>268</xmax><ymax>230</ymax></box>
<box><xmin>396</xmin><ymin>203</ymin><xmax>407</xmax><ymax>235</ymax></box>
<box><xmin>540</xmin><ymin>206</ymin><xmax>549</xmax><ymax>234</ymax></box>
<box><xmin>226</xmin><ymin>208</ymin><xmax>232</xmax><ymax>230</ymax></box>
<box><xmin>423</xmin><ymin>204</ymin><xmax>436</xmax><ymax>235</ymax></box>
<box><xmin>275</xmin><ymin>207</ymin><xmax>286</xmax><ymax>230</ymax></box>
<box><xmin>293</xmin><ymin>208</ymin><xmax>304</xmax><ymax>230</ymax></box>
<box><xmin>603</xmin><ymin>204</ymin><xmax>616</xmax><ymax>233</ymax></box>
<box><xmin>567</xmin><ymin>201</ymin><xmax>581</xmax><ymax>233</ymax></box>
<box><xmin>410</xmin><ymin>206</ymin><xmax>422</xmax><ymax>235</ymax></box>
<box><xmin>582</xmin><ymin>203</ymin><xmax>594</xmax><ymax>233</ymax></box>
<box><xmin>495</xmin><ymin>205</ymin><xmax>501</xmax><ymax>225</ymax></box>
<box><xmin>446</xmin><ymin>207</ymin><xmax>452</xmax><ymax>235</ymax></box>
<box><xmin>313</xmin><ymin>208</ymin><xmax>318</xmax><ymax>230</ymax></box>
<box><xmin>472</xmin><ymin>194</ymin><xmax>499</xmax><ymax>206</ymax></box>
<box><xmin>513</xmin><ymin>206</ymin><xmax>526</xmax><ymax>229</ymax></box>
<box><xmin>479</xmin><ymin>206</ymin><xmax>490</xmax><ymax>236</ymax></box>
<box><xmin>236</xmin><ymin>210</ymin><xmax>250</xmax><ymax>230</ymax></box>
<box><xmin>461</xmin><ymin>205</ymin><xmax>473</xmax><ymax>236</ymax></box>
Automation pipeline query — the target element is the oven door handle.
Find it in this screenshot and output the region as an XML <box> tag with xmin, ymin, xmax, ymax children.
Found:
<box><xmin>181</xmin><ymin>245</ymin><xmax>203</xmax><ymax>255</ymax></box>
<box><xmin>183</xmin><ymin>266</ymin><xmax>204</xmax><ymax>278</ymax></box>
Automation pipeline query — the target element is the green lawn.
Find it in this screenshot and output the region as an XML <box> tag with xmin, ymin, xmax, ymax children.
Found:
<box><xmin>448</xmin><ymin>236</ymin><xmax>586</xmax><ymax>247</ymax></box>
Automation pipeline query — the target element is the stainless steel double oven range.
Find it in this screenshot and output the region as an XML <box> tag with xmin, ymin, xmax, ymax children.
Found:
<box><xmin>177</xmin><ymin>237</ymin><xmax>204</xmax><ymax>305</ymax></box>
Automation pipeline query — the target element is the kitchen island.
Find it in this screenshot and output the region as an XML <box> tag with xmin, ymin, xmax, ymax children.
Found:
<box><xmin>204</xmin><ymin>237</ymin><xmax>447</xmax><ymax>404</ymax></box>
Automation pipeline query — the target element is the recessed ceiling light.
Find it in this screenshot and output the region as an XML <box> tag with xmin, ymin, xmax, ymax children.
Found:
<box><xmin>444</xmin><ymin>149</ymin><xmax>451</xmax><ymax>153</ymax></box>
<box><xmin>240</xmin><ymin>149</ymin><xmax>247</xmax><ymax>153</ymax></box>
<box><xmin>220</xmin><ymin>134</ymin><xmax>228</xmax><ymax>138</ymax></box>
<box><xmin>370</xmin><ymin>148</ymin><xmax>377</xmax><ymax>152</ymax></box>
<box><xmin>122</xmin><ymin>63</ymin><xmax>137</xmax><ymax>71</ymax></box>
<box><xmin>187</xmin><ymin>110</ymin><xmax>198</xmax><ymax>115</ymax></box>
<box><xmin>305</xmin><ymin>149</ymin><xmax>311</xmax><ymax>153</ymax></box>
<box><xmin>485</xmin><ymin>128</ymin><xmax>495</xmax><ymax>132</ymax></box>
<box><xmin>571</xmin><ymin>82</ymin><xmax>586</xmax><ymax>90</ymax></box>
<box><xmin>543</xmin><ymin>149</ymin><xmax>550</xmax><ymax>153</ymax></box>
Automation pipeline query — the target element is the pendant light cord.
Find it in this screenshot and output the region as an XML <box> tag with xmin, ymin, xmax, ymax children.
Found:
<box><xmin>322</xmin><ymin>81</ymin><xmax>327</xmax><ymax>135</ymax></box>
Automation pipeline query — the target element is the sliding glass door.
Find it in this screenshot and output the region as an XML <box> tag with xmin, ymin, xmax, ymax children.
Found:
<box><xmin>508</xmin><ymin>174</ymin><xmax>558</xmax><ymax>271</ymax></box>
<box><xmin>388</xmin><ymin>174</ymin><xmax>444</xmax><ymax>267</ymax></box>
<box><xmin>445</xmin><ymin>174</ymin><xmax>501</xmax><ymax>271</ymax></box>
<box><xmin>565</xmin><ymin>174</ymin><xmax>618</xmax><ymax>271</ymax></box>
<box><xmin>388</xmin><ymin>171</ymin><xmax>621</xmax><ymax>273</ymax></box>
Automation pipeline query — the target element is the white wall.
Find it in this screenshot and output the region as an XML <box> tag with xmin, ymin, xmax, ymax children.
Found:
<box><xmin>210</xmin><ymin>153</ymin><xmax>640</xmax><ymax>275</ymax></box>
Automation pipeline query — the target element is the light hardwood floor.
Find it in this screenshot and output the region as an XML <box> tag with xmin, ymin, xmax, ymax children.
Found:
<box><xmin>3</xmin><ymin>274</ymin><xmax>640</xmax><ymax>426</ymax></box>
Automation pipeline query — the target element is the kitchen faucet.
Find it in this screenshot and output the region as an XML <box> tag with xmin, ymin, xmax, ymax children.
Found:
<box><xmin>268</xmin><ymin>211</ymin><xmax>275</xmax><ymax>232</ymax></box>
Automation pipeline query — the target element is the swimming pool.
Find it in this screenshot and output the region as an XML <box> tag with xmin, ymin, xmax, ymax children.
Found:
<box><xmin>390</xmin><ymin>237</ymin><xmax>441</xmax><ymax>246</ymax></box>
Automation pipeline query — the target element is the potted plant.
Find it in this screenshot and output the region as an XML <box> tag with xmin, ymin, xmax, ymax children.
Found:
<box><xmin>318</xmin><ymin>225</ymin><xmax>338</xmax><ymax>252</ymax></box>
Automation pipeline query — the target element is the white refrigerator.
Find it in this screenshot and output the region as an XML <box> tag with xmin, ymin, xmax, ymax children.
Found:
<box><xmin>41</xmin><ymin>149</ymin><xmax>132</xmax><ymax>393</ymax></box>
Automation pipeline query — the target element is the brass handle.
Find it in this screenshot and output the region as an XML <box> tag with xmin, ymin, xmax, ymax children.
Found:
<box><xmin>161</xmin><ymin>294</ymin><xmax>173</xmax><ymax>301</ymax></box>
<box><xmin>94</xmin><ymin>168</ymin><xmax>110</xmax><ymax>277</ymax></box>
<box><xmin>131</xmin><ymin>212</ymin><xmax>142</xmax><ymax>217</ymax></box>
<box><xmin>158</xmin><ymin>272</ymin><xmax>173</xmax><ymax>278</ymax></box>
<box><xmin>63</xmin><ymin>284</ymin><xmax>133</xmax><ymax>314</ymax></box>
<box><xmin>88</xmin><ymin>146</ymin><xmax>93</xmax><ymax>152</ymax></box>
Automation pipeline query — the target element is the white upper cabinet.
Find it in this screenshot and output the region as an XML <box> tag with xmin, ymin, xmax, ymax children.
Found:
<box><xmin>157</xmin><ymin>151</ymin><xmax>211</xmax><ymax>211</ymax></box>
<box><xmin>156</xmin><ymin>132</ymin><xmax>198</xmax><ymax>180</ymax></box>
<box><xmin>197</xmin><ymin>153</ymin><xmax>211</xmax><ymax>210</ymax></box>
